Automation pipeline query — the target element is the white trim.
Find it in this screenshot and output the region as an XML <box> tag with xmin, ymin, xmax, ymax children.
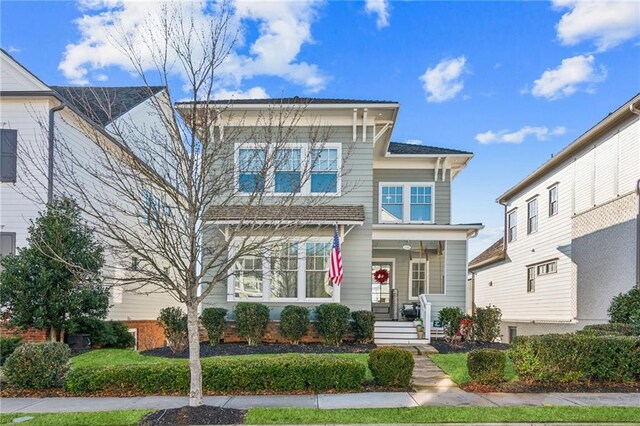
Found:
<box><xmin>372</xmin><ymin>225</ymin><xmax>482</xmax><ymax>241</ymax></box>
<box><xmin>378</xmin><ymin>182</ymin><xmax>435</xmax><ymax>224</ymax></box>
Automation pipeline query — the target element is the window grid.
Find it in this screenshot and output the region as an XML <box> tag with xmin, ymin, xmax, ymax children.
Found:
<box><xmin>527</xmin><ymin>266</ymin><xmax>535</xmax><ymax>292</ymax></box>
<box><xmin>310</xmin><ymin>148</ymin><xmax>338</xmax><ymax>194</ymax></box>
<box><xmin>507</xmin><ymin>210</ymin><xmax>517</xmax><ymax>242</ymax></box>
<box><xmin>305</xmin><ymin>242</ymin><xmax>333</xmax><ymax>298</ymax></box>
<box><xmin>381</xmin><ymin>186</ymin><xmax>404</xmax><ymax>222</ymax></box>
<box><xmin>410</xmin><ymin>261</ymin><xmax>426</xmax><ymax>299</ymax></box>
<box><xmin>270</xmin><ymin>243</ymin><xmax>299</xmax><ymax>299</ymax></box>
<box><xmin>410</xmin><ymin>186</ymin><xmax>432</xmax><ymax>222</ymax></box>
<box><xmin>274</xmin><ymin>149</ymin><xmax>301</xmax><ymax>193</ymax></box>
<box><xmin>234</xmin><ymin>255</ymin><xmax>264</xmax><ymax>299</ymax></box>
<box><xmin>379</xmin><ymin>183</ymin><xmax>434</xmax><ymax>224</ymax></box>
<box><xmin>549</xmin><ymin>186</ymin><xmax>558</xmax><ymax>217</ymax></box>
<box><xmin>527</xmin><ymin>198</ymin><xmax>538</xmax><ymax>234</ymax></box>
<box><xmin>238</xmin><ymin>148</ymin><xmax>266</xmax><ymax>193</ymax></box>
<box><xmin>536</xmin><ymin>261</ymin><xmax>557</xmax><ymax>276</ymax></box>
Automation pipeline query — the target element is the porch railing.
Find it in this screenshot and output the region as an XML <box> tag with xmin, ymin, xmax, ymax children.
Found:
<box><xmin>419</xmin><ymin>294</ymin><xmax>432</xmax><ymax>343</ymax></box>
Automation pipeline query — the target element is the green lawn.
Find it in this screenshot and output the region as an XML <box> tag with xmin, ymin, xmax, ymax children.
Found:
<box><xmin>246</xmin><ymin>406</ymin><xmax>640</xmax><ymax>424</ymax></box>
<box><xmin>0</xmin><ymin>410</ymin><xmax>151</xmax><ymax>426</ymax></box>
<box><xmin>429</xmin><ymin>352</ymin><xmax>515</xmax><ymax>385</ymax></box>
<box><xmin>72</xmin><ymin>349</ymin><xmax>372</xmax><ymax>381</ymax></box>
<box><xmin>5</xmin><ymin>407</ymin><xmax>638</xmax><ymax>425</ymax></box>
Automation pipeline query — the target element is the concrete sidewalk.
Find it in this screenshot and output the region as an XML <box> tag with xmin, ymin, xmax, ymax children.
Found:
<box><xmin>2</xmin><ymin>392</ymin><xmax>639</xmax><ymax>413</ymax></box>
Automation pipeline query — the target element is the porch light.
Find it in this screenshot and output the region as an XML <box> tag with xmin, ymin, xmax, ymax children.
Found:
<box><xmin>402</xmin><ymin>244</ymin><xmax>412</xmax><ymax>251</ymax></box>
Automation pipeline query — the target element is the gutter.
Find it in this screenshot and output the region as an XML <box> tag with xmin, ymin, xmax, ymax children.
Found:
<box><xmin>47</xmin><ymin>103</ymin><xmax>66</xmax><ymax>203</ymax></box>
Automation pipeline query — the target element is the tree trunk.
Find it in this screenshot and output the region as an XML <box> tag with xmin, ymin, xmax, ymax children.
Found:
<box><xmin>49</xmin><ymin>327</ymin><xmax>57</xmax><ymax>342</ymax></box>
<box><xmin>187</xmin><ymin>303</ymin><xmax>203</xmax><ymax>407</ymax></box>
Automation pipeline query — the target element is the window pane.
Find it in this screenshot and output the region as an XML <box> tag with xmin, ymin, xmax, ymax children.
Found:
<box><xmin>235</xmin><ymin>256</ymin><xmax>263</xmax><ymax>298</ymax></box>
<box><xmin>305</xmin><ymin>242</ymin><xmax>332</xmax><ymax>298</ymax></box>
<box><xmin>311</xmin><ymin>149</ymin><xmax>338</xmax><ymax>194</ymax></box>
<box><xmin>410</xmin><ymin>204</ymin><xmax>431</xmax><ymax>222</ymax></box>
<box><xmin>410</xmin><ymin>186</ymin><xmax>432</xmax><ymax>222</ymax></box>
<box><xmin>274</xmin><ymin>149</ymin><xmax>301</xmax><ymax>193</ymax></box>
<box><xmin>270</xmin><ymin>243</ymin><xmax>298</xmax><ymax>298</ymax></box>
<box><xmin>238</xmin><ymin>149</ymin><xmax>266</xmax><ymax>193</ymax></box>
<box><xmin>381</xmin><ymin>186</ymin><xmax>403</xmax><ymax>222</ymax></box>
<box><xmin>239</xmin><ymin>173</ymin><xmax>265</xmax><ymax>193</ymax></box>
<box><xmin>310</xmin><ymin>173</ymin><xmax>337</xmax><ymax>193</ymax></box>
<box><xmin>411</xmin><ymin>262</ymin><xmax>426</xmax><ymax>297</ymax></box>
<box><xmin>275</xmin><ymin>172</ymin><xmax>301</xmax><ymax>193</ymax></box>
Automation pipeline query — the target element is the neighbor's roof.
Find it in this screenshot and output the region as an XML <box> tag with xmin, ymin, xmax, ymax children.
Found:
<box><xmin>468</xmin><ymin>238</ymin><xmax>505</xmax><ymax>270</ymax></box>
<box><xmin>497</xmin><ymin>92</ymin><xmax>640</xmax><ymax>203</ymax></box>
<box><xmin>205</xmin><ymin>205</ymin><xmax>365</xmax><ymax>224</ymax></box>
<box><xmin>51</xmin><ymin>86</ymin><xmax>165</xmax><ymax>126</ymax></box>
<box><xmin>387</xmin><ymin>142</ymin><xmax>472</xmax><ymax>156</ymax></box>
<box><xmin>176</xmin><ymin>96</ymin><xmax>398</xmax><ymax>106</ymax></box>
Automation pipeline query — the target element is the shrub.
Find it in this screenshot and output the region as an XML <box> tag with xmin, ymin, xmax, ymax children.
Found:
<box><xmin>608</xmin><ymin>287</ymin><xmax>640</xmax><ymax>325</ymax></box>
<box><xmin>578</xmin><ymin>323</ymin><xmax>637</xmax><ymax>336</ymax></box>
<box><xmin>66</xmin><ymin>354</ymin><xmax>365</xmax><ymax>394</ymax></box>
<box><xmin>0</xmin><ymin>336</ymin><xmax>22</xmax><ymax>366</ymax></box>
<box><xmin>510</xmin><ymin>334</ymin><xmax>640</xmax><ymax>383</ymax></box>
<box><xmin>279</xmin><ymin>305</ymin><xmax>309</xmax><ymax>344</ymax></box>
<box><xmin>235</xmin><ymin>303</ymin><xmax>270</xmax><ymax>345</ymax></box>
<box><xmin>351</xmin><ymin>311</ymin><xmax>375</xmax><ymax>343</ymax></box>
<box><xmin>158</xmin><ymin>307</ymin><xmax>188</xmax><ymax>353</ymax></box>
<box><xmin>200</xmin><ymin>308</ymin><xmax>227</xmax><ymax>346</ymax></box>
<box><xmin>439</xmin><ymin>307</ymin><xmax>464</xmax><ymax>338</ymax></box>
<box><xmin>4</xmin><ymin>342</ymin><xmax>71</xmax><ymax>389</ymax></box>
<box><xmin>315</xmin><ymin>303</ymin><xmax>350</xmax><ymax>346</ymax></box>
<box><xmin>76</xmin><ymin>319</ymin><xmax>135</xmax><ymax>349</ymax></box>
<box><xmin>472</xmin><ymin>305</ymin><xmax>502</xmax><ymax>342</ymax></box>
<box><xmin>467</xmin><ymin>349</ymin><xmax>506</xmax><ymax>384</ymax></box>
<box><xmin>368</xmin><ymin>347</ymin><xmax>414</xmax><ymax>387</ymax></box>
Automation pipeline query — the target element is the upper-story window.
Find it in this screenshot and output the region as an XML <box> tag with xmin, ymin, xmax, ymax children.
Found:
<box><xmin>379</xmin><ymin>183</ymin><xmax>434</xmax><ymax>224</ymax></box>
<box><xmin>236</xmin><ymin>144</ymin><xmax>340</xmax><ymax>195</ymax></box>
<box><xmin>507</xmin><ymin>210</ymin><xmax>517</xmax><ymax>242</ymax></box>
<box><xmin>1</xmin><ymin>129</ymin><xmax>18</xmax><ymax>183</ymax></box>
<box><xmin>527</xmin><ymin>198</ymin><xmax>538</xmax><ymax>234</ymax></box>
<box><xmin>548</xmin><ymin>185</ymin><xmax>558</xmax><ymax>217</ymax></box>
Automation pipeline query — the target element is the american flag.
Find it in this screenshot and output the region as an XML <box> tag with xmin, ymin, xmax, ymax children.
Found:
<box><xmin>328</xmin><ymin>223</ymin><xmax>344</xmax><ymax>286</ymax></box>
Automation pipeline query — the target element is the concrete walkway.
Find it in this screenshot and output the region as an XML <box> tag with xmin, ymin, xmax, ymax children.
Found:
<box><xmin>2</xmin><ymin>392</ymin><xmax>640</xmax><ymax>413</ymax></box>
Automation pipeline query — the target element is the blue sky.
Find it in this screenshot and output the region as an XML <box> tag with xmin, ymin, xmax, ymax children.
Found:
<box><xmin>2</xmin><ymin>0</ymin><xmax>639</xmax><ymax>257</ymax></box>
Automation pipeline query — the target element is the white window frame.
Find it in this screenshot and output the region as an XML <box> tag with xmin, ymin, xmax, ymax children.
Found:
<box><xmin>378</xmin><ymin>182</ymin><xmax>435</xmax><ymax>224</ymax></box>
<box><xmin>536</xmin><ymin>260</ymin><xmax>558</xmax><ymax>276</ymax></box>
<box><xmin>527</xmin><ymin>198</ymin><xmax>538</xmax><ymax>234</ymax></box>
<box><xmin>234</xmin><ymin>142</ymin><xmax>342</xmax><ymax>196</ymax></box>
<box><xmin>507</xmin><ymin>209</ymin><xmax>517</xmax><ymax>242</ymax></box>
<box><xmin>548</xmin><ymin>185</ymin><xmax>559</xmax><ymax>217</ymax></box>
<box><xmin>527</xmin><ymin>266</ymin><xmax>535</xmax><ymax>293</ymax></box>
<box><xmin>408</xmin><ymin>258</ymin><xmax>429</xmax><ymax>300</ymax></box>
<box><xmin>227</xmin><ymin>237</ymin><xmax>341</xmax><ymax>303</ymax></box>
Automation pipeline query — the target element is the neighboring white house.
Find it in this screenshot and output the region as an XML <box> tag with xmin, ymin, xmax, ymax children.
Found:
<box><xmin>470</xmin><ymin>93</ymin><xmax>640</xmax><ymax>341</ymax></box>
<box><xmin>0</xmin><ymin>49</ymin><xmax>181</xmax><ymax>347</ymax></box>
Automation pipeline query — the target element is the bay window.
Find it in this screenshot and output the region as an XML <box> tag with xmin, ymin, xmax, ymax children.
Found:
<box><xmin>379</xmin><ymin>183</ymin><xmax>434</xmax><ymax>223</ymax></box>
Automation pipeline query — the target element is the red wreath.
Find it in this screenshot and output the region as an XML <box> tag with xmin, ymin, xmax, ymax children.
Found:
<box><xmin>373</xmin><ymin>269</ymin><xmax>389</xmax><ymax>284</ymax></box>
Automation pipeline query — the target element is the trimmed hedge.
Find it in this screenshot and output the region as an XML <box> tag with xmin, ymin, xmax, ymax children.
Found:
<box><xmin>368</xmin><ymin>347</ymin><xmax>414</xmax><ymax>387</ymax></box>
<box><xmin>279</xmin><ymin>305</ymin><xmax>309</xmax><ymax>344</ymax></box>
<box><xmin>74</xmin><ymin>318</ymin><xmax>135</xmax><ymax>349</ymax></box>
<box><xmin>510</xmin><ymin>334</ymin><xmax>640</xmax><ymax>383</ymax></box>
<box><xmin>578</xmin><ymin>323</ymin><xmax>637</xmax><ymax>336</ymax></box>
<box><xmin>608</xmin><ymin>287</ymin><xmax>640</xmax><ymax>324</ymax></box>
<box><xmin>4</xmin><ymin>342</ymin><xmax>71</xmax><ymax>389</ymax></box>
<box><xmin>200</xmin><ymin>308</ymin><xmax>227</xmax><ymax>345</ymax></box>
<box><xmin>315</xmin><ymin>303</ymin><xmax>350</xmax><ymax>346</ymax></box>
<box><xmin>158</xmin><ymin>307</ymin><xmax>188</xmax><ymax>354</ymax></box>
<box><xmin>65</xmin><ymin>354</ymin><xmax>365</xmax><ymax>394</ymax></box>
<box><xmin>351</xmin><ymin>311</ymin><xmax>375</xmax><ymax>344</ymax></box>
<box><xmin>467</xmin><ymin>349</ymin><xmax>506</xmax><ymax>384</ymax></box>
<box><xmin>0</xmin><ymin>336</ymin><xmax>22</xmax><ymax>366</ymax></box>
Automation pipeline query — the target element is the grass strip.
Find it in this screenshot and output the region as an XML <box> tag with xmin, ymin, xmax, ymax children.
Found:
<box><xmin>0</xmin><ymin>409</ymin><xmax>151</xmax><ymax>426</ymax></box>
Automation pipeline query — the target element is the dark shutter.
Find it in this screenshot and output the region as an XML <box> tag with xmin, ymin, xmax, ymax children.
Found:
<box><xmin>1</xmin><ymin>129</ymin><xmax>18</xmax><ymax>182</ymax></box>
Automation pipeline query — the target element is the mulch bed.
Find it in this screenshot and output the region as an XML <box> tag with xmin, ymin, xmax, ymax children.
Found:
<box><xmin>463</xmin><ymin>381</ymin><xmax>640</xmax><ymax>393</ymax></box>
<box><xmin>431</xmin><ymin>340</ymin><xmax>509</xmax><ymax>354</ymax></box>
<box><xmin>140</xmin><ymin>406</ymin><xmax>245</xmax><ymax>425</ymax></box>
<box><xmin>142</xmin><ymin>342</ymin><xmax>376</xmax><ymax>358</ymax></box>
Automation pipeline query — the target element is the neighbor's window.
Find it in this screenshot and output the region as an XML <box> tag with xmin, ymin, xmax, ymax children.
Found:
<box><xmin>0</xmin><ymin>232</ymin><xmax>16</xmax><ymax>257</ymax></box>
<box><xmin>549</xmin><ymin>185</ymin><xmax>558</xmax><ymax>217</ymax></box>
<box><xmin>310</xmin><ymin>148</ymin><xmax>339</xmax><ymax>193</ymax></box>
<box><xmin>508</xmin><ymin>326</ymin><xmax>517</xmax><ymax>343</ymax></box>
<box><xmin>527</xmin><ymin>266</ymin><xmax>535</xmax><ymax>292</ymax></box>
<box><xmin>527</xmin><ymin>198</ymin><xmax>538</xmax><ymax>234</ymax></box>
<box><xmin>270</xmin><ymin>243</ymin><xmax>299</xmax><ymax>299</ymax></box>
<box><xmin>234</xmin><ymin>255</ymin><xmax>263</xmax><ymax>299</ymax></box>
<box><xmin>536</xmin><ymin>260</ymin><xmax>557</xmax><ymax>276</ymax></box>
<box><xmin>507</xmin><ymin>210</ymin><xmax>517</xmax><ymax>242</ymax></box>
<box><xmin>274</xmin><ymin>149</ymin><xmax>301</xmax><ymax>193</ymax></box>
<box><xmin>410</xmin><ymin>186</ymin><xmax>433</xmax><ymax>222</ymax></box>
<box><xmin>380</xmin><ymin>186</ymin><xmax>404</xmax><ymax>223</ymax></box>
<box><xmin>238</xmin><ymin>148</ymin><xmax>266</xmax><ymax>193</ymax></box>
<box><xmin>0</xmin><ymin>129</ymin><xmax>18</xmax><ymax>183</ymax></box>
<box><xmin>305</xmin><ymin>242</ymin><xmax>333</xmax><ymax>298</ymax></box>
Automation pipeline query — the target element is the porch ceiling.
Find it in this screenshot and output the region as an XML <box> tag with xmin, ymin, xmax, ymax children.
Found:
<box><xmin>372</xmin><ymin>223</ymin><xmax>483</xmax><ymax>241</ymax></box>
<box><xmin>373</xmin><ymin>240</ymin><xmax>441</xmax><ymax>250</ymax></box>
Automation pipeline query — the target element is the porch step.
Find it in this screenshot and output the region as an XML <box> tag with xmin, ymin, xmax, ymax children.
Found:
<box><xmin>375</xmin><ymin>332</ymin><xmax>418</xmax><ymax>339</ymax></box>
<box><xmin>376</xmin><ymin>327</ymin><xmax>419</xmax><ymax>334</ymax></box>
<box><xmin>375</xmin><ymin>338</ymin><xmax>430</xmax><ymax>345</ymax></box>
<box><xmin>374</xmin><ymin>321</ymin><xmax>415</xmax><ymax>327</ymax></box>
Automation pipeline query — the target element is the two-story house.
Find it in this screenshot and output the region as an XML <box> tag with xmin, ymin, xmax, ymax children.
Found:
<box><xmin>0</xmin><ymin>49</ymin><xmax>181</xmax><ymax>348</ymax></box>
<box><xmin>469</xmin><ymin>93</ymin><xmax>640</xmax><ymax>341</ymax></box>
<box><xmin>178</xmin><ymin>97</ymin><xmax>482</xmax><ymax>344</ymax></box>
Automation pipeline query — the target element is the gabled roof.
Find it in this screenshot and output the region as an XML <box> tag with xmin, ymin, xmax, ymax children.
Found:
<box><xmin>176</xmin><ymin>96</ymin><xmax>397</xmax><ymax>106</ymax></box>
<box><xmin>387</xmin><ymin>142</ymin><xmax>472</xmax><ymax>156</ymax></box>
<box><xmin>469</xmin><ymin>238</ymin><xmax>505</xmax><ymax>270</ymax></box>
<box><xmin>205</xmin><ymin>204</ymin><xmax>365</xmax><ymax>225</ymax></box>
<box><xmin>50</xmin><ymin>86</ymin><xmax>165</xmax><ymax>126</ymax></box>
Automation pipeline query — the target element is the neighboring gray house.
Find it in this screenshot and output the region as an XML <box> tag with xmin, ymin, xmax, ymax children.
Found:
<box><xmin>470</xmin><ymin>93</ymin><xmax>640</xmax><ymax>341</ymax></box>
<box><xmin>179</xmin><ymin>98</ymin><xmax>482</xmax><ymax>344</ymax></box>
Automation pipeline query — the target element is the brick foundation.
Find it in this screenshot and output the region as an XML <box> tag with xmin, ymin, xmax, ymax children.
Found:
<box><xmin>122</xmin><ymin>320</ymin><xmax>166</xmax><ymax>351</ymax></box>
<box><xmin>0</xmin><ymin>326</ymin><xmax>47</xmax><ymax>343</ymax></box>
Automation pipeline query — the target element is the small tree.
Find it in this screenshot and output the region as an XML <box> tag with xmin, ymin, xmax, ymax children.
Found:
<box><xmin>0</xmin><ymin>197</ymin><xmax>109</xmax><ymax>342</ymax></box>
<box><xmin>608</xmin><ymin>287</ymin><xmax>640</xmax><ymax>325</ymax></box>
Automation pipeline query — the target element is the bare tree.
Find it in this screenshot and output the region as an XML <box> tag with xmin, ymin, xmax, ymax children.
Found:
<box><xmin>22</xmin><ymin>3</ymin><xmax>355</xmax><ymax>406</ymax></box>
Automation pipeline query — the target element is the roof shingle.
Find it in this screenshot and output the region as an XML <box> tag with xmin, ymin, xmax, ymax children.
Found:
<box><xmin>204</xmin><ymin>205</ymin><xmax>365</xmax><ymax>224</ymax></box>
<box><xmin>469</xmin><ymin>238</ymin><xmax>505</xmax><ymax>270</ymax></box>
<box><xmin>388</xmin><ymin>142</ymin><xmax>472</xmax><ymax>156</ymax></box>
<box><xmin>51</xmin><ymin>86</ymin><xmax>165</xmax><ymax>126</ymax></box>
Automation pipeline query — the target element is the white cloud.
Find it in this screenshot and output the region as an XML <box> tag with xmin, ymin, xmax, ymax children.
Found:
<box><xmin>94</xmin><ymin>73</ymin><xmax>109</xmax><ymax>82</ymax></box>
<box><xmin>58</xmin><ymin>0</ymin><xmax>327</xmax><ymax>93</ymax></box>
<box><xmin>7</xmin><ymin>46</ymin><xmax>21</xmax><ymax>53</ymax></box>
<box><xmin>213</xmin><ymin>86</ymin><xmax>268</xmax><ymax>100</ymax></box>
<box><xmin>403</xmin><ymin>139</ymin><xmax>423</xmax><ymax>145</ymax></box>
<box><xmin>530</xmin><ymin>55</ymin><xmax>606</xmax><ymax>100</ymax></box>
<box><xmin>475</xmin><ymin>126</ymin><xmax>566</xmax><ymax>145</ymax></box>
<box><xmin>419</xmin><ymin>56</ymin><xmax>467</xmax><ymax>103</ymax></box>
<box><xmin>553</xmin><ymin>0</ymin><xmax>640</xmax><ymax>52</ymax></box>
<box><xmin>365</xmin><ymin>0</ymin><xmax>390</xmax><ymax>29</ymax></box>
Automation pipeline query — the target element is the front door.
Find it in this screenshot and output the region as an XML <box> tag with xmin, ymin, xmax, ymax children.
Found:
<box><xmin>372</xmin><ymin>261</ymin><xmax>393</xmax><ymax>319</ymax></box>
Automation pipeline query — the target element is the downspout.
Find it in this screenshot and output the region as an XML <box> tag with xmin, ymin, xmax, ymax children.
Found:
<box><xmin>468</xmin><ymin>229</ymin><xmax>479</xmax><ymax>316</ymax></box>
<box><xmin>630</xmin><ymin>103</ymin><xmax>640</xmax><ymax>287</ymax></box>
<box><xmin>48</xmin><ymin>104</ymin><xmax>65</xmax><ymax>204</ymax></box>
